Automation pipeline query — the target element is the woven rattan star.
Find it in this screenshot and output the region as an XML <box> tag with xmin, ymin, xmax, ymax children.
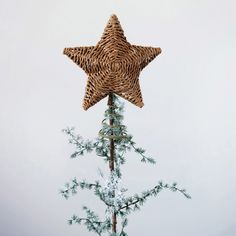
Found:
<box><xmin>63</xmin><ymin>14</ymin><xmax>161</xmax><ymax>110</ymax></box>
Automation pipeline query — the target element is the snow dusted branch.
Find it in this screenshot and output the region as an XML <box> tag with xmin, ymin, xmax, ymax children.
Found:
<box><xmin>62</xmin><ymin>127</ymin><xmax>97</xmax><ymax>158</ymax></box>
<box><xmin>117</xmin><ymin>182</ymin><xmax>191</xmax><ymax>216</ymax></box>
<box><xmin>60</xmin><ymin>178</ymin><xmax>101</xmax><ymax>199</ymax></box>
<box><xmin>69</xmin><ymin>206</ymin><xmax>112</xmax><ymax>236</ymax></box>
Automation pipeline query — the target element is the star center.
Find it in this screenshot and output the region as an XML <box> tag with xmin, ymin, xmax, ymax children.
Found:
<box><xmin>110</xmin><ymin>62</ymin><xmax>121</xmax><ymax>72</ymax></box>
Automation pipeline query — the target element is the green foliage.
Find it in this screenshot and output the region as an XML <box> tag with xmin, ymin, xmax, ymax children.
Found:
<box><xmin>68</xmin><ymin>206</ymin><xmax>112</xmax><ymax>236</ymax></box>
<box><xmin>60</xmin><ymin>94</ymin><xmax>191</xmax><ymax>235</ymax></box>
<box><xmin>60</xmin><ymin>178</ymin><xmax>101</xmax><ymax>199</ymax></box>
<box><xmin>62</xmin><ymin>127</ymin><xmax>96</xmax><ymax>158</ymax></box>
<box><xmin>62</xmin><ymin>95</ymin><xmax>156</xmax><ymax>166</ymax></box>
<box><xmin>116</xmin><ymin>181</ymin><xmax>191</xmax><ymax>217</ymax></box>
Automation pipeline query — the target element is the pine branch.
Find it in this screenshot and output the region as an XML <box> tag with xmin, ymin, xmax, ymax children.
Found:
<box><xmin>119</xmin><ymin>218</ymin><xmax>128</xmax><ymax>236</ymax></box>
<box><xmin>60</xmin><ymin>178</ymin><xmax>101</xmax><ymax>199</ymax></box>
<box><xmin>95</xmin><ymin>137</ymin><xmax>110</xmax><ymax>160</ymax></box>
<box><xmin>117</xmin><ymin>182</ymin><xmax>191</xmax><ymax>215</ymax></box>
<box><xmin>69</xmin><ymin>207</ymin><xmax>112</xmax><ymax>236</ymax></box>
<box><xmin>62</xmin><ymin>127</ymin><xmax>96</xmax><ymax>158</ymax></box>
<box><xmin>69</xmin><ymin>216</ymin><xmax>102</xmax><ymax>235</ymax></box>
<box><xmin>129</xmin><ymin>139</ymin><xmax>156</xmax><ymax>164</ymax></box>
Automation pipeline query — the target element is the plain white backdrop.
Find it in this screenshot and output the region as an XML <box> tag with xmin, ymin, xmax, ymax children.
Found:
<box><xmin>0</xmin><ymin>0</ymin><xmax>236</xmax><ymax>235</ymax></box>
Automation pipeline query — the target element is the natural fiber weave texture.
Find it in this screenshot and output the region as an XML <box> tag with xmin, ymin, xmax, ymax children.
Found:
<box><xmin>63</xmin><ymin>14</ymin><xmax>161</xmax><ymax>110</ymax></box>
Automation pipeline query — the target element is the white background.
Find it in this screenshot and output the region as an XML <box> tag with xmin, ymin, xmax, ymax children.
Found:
<box><xmin>0</xmin><ymin>0</ymin><xmax>236</xmax><ymax>235</ymax></box>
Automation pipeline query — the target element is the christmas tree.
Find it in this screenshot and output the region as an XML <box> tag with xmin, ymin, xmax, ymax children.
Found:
<box><xmin>60</xmin><ymin>14</ymin><xmax>191</xmax><ymax>236</ymax></box>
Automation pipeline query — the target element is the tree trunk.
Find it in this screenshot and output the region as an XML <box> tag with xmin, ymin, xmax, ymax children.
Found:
<box><xmin>108</xmin><ymin>93</ymin><xmax>117</xmax><ymax>234</ymax></box>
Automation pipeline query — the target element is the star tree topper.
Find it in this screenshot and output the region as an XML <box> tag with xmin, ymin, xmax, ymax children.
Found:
<box><xmin>64</xmin><ymin>14</ymin><xmax>161</xmax><ymax>110</ymax></box>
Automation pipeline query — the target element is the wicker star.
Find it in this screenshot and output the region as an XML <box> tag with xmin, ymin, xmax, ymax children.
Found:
<box><xmin>64</xmin><ymin>14</ymin><xmax>161</xmax><ymax>110</ymax></box>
